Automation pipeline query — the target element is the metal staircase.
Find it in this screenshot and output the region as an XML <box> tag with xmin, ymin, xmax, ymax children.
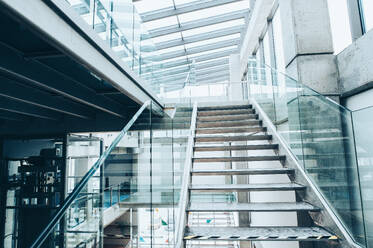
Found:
<box><xmin>182</xmin><ymin>104</ymin><xmax>339</xmax><ymax>247</ymax></box>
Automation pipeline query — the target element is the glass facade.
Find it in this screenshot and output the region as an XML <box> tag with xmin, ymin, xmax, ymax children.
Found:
<box><xmin>327</xmin><ymin>0</ymin><xmax>352</xmax><ymax>54</ymax></box>
<box><xmin>361</xmin><ymin>0</ymin><xmax>373</xmax><ymax>32</ymax></box>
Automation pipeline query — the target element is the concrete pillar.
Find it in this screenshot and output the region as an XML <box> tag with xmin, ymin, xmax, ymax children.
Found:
<box><xmin>279</xmin><ymin>0</ymin><xmax>340</xmax><ymax>98</ymax></box>
<box><xmin>229</xmin><ymin>54</ymin><xmax>243</xmax><ymax>100</ymax></box>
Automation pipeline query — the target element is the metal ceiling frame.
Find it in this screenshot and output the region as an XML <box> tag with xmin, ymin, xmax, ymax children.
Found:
<box><xmin>155</xmin><ymin>25</ymin><xmax>244</xmax><ymax>50</ymax></box>
<box><xmin>146</xmin><ymin>8</ymin><xmax>249</xmax><ymax>38</ymax></box>
<box><xmin>140</xmin><ymin>0</ymin><xmax>244</xmax><ymax>22</ymax></box>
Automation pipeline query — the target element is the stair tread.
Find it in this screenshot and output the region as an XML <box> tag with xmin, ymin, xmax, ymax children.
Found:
<box><xmin>193</xmin><ymin>155</ymin><xmax>285</xmax><ymax>162</ymax></box>
<box><xmin>192</xmin><ymin>168</ymin><xmax>294</xmax><ymax>175</ymax></box>
<box><xmin>197</xmin><ymin>120</ymin><xmax>261</xmax><ymax>128</ymax></box>
<box><xmin>187</xmin><ymin>202</ymin><xmax>320</xmax><ymax>212</ymax></box>
<box><xmin>184</xmin><ymin>226</ymin><xmax>337</xmax><ymax>241</ymax></box>
<box><xmin>195</xmin><ymin>134</ymin><xmax>272</xmax><ymax>142</ymax></box>
<box><xmin>197</xmin><ymin>114</ymin><xmax>257</xmax><ymax>122</ymax></box>
<box><xmin>194</xmin><ymin>144</ymin><xmax>278</xmax><ymax>151</ymax></box>
<box><xmin>196</xmin><ymin>127</ymin><xmax>265</xmax><ymax>134</ymax></box>
<box><xmin>198</xmin><ymin>105</ymin><xmax>252</xmax><ymax>111</ymax></box>
<box><xmin>190</xmin><ymin>183</ymin><xmax>306</xmax><ymax>191</ymax></box>
<box><xmin>198</xmin><ymin>109</ymin><xmax>254</xmax><ymax>116</ymax></box>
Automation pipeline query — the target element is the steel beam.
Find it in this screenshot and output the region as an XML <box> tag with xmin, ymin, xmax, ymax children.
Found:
<box><xmin>153</xmin><ymin>38</ymin><xmax>238</xmax><ymax>61</ymax></box>
<box><xmin>0</xmin><ymin>96</ymin><xmax>61</xmax><ymax>120</ymax></box>
<box><xmin>147</xmin><ymin>9</ymin><xmax>249</xmax><ymax>38</ymax></box>
<box><xmin>0</xmin><ymin>76</ymin><xmax>94</xmax><ymax>119</ymax></box>
<box><xmin>144</xmin><ymin>48</ymin><xmax>236</xmax><ymax>72</ymax></box>
<box><xmin>0</xmin><ymin>44</ymin><xmax>126</xmax><ymax>118</ymax></box>
<box><xmin>141</xmin><ymin>0</ymin><xmax>244</xmax><ymax>22</ymax></box>
<box><xmin>155</xmin><ymin>25</ymin><xmax>244</xmax><ymax>50</ymax></box>
<box><xmin>0</xmin><ymin>110</ymin><xmax>29</xmax><ymax>122</ymax></box>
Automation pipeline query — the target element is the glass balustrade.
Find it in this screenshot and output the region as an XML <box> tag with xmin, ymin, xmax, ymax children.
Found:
<box><xmin>29</xmin><ymin>100</ymin><xmax>193</xmax><ymax>248</ymax></box>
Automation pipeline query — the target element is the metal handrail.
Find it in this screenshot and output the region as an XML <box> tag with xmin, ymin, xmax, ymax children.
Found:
<box><xmin>30</xmin><ymin>100</ymin><xmax>152</xmax><ymax>248</ymax></box>
<box><xmin>175</xmin><ymin>101</ymin><xmax>198</xmax><ymax>248</ymax></box>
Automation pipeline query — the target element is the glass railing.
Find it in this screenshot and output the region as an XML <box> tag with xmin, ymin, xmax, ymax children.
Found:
<box><xmin>161</xmin><ymin>60</ymin><xmax>373</xmax><ymax>247</ymax></box>
<box><xmin>63</xmin><ymin>0</ymin><xmax>193</xmax><ymax>96</ymax></box>
<box><xmin>29</xmin><ymin>100</ymin><xmax>195</xmax><ymax>248</ymax></box>
<box><xmin>245</xmin><ymin>62</ymin><xmax>368</xmax><ymax>247</ymax></box>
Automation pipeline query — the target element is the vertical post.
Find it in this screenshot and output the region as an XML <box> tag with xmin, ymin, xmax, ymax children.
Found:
<box><xmin>109</xmin><ymin>187</ymin><xmax>112</xmax><ymax>207</ymax></box>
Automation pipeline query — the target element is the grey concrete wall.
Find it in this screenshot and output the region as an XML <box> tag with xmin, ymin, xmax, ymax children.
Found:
<box><xmin>337</xmin><ymin>28</ymin><xmax>373</xmax><ymax>107</ymax></box>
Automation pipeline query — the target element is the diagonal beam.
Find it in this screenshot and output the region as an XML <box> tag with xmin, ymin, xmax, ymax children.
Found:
<box><xmin>147</xmin><ymin>9</ymin><xmax>249</xmax><ymax>38</ymax></box>
<box><xmin>0</xmin><ymin>110</ymin><xmax>30</xmax><ymax>122</ymax></box>
<box><xmin>0</xmin><ymin>44</ymin><xmax>126</xmax><ymax>118</ymax></box>
<box><xmin>152</xmin><ymin>65</ymin><xmax>230</xmax><ymax>84</ymax></box>
<box><xmin>141</xmin><ymin>0</ymin><xmax>244</xmax><ymax>22</ymax></box>
<box><xmin>0</xmin><ymin>76</ymin><xmax>94</xmax><ymax>119</ymax></box>
<box><xmin>153</xmin><ymin>38</ymin><xmax>239</xmax><ymax>61</ymax></box>
<box><xmin>155</xmin><ymin>25</ymin><xmax>244</xmax><ymax>50</ymax></box>
<box><xmin>147</xmin><ymin>48</ymin><xmax>237</xmax><ymax>71</ymax></box>
<box><xmin>0</xmin><ymin>96</ymin><xmax>61</xmax><ymax>120</ymax></box>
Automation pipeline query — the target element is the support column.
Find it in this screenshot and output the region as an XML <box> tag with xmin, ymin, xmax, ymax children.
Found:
<box><xmin>229</xmin><ymin>54</ymin><xmax>244</xmax><ymax>100</ymax></box>
<box><xmin>279</xmin><ymin>0</ymin><xmax>340</xmax><ymax>99</ymax></box>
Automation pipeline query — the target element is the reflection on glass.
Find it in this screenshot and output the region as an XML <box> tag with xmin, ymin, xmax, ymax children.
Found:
<box><xmin>327</xmin><ymin>0</ymin><xmax>352</xmax><ymax>54</ymax></box>
<box><xmin>247</xmin><ymin>63</ymin><xmax>367</xmax><ymax>246</ymax></box>
<box><xmin>353</xmin><ymin>107</ymin><xmax>373</xmax><ymax>247</ymax></box>
<box><xmin>361</xmin><ymin>0</ymin><xmax>373</xmax><ymax>32</ymax></box>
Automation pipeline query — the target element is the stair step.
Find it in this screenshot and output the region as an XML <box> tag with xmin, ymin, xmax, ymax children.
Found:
<box><xmin>198</xmin><ymin>109</ymin><xmax>255</xmax><ymax>116</ymax></box>
<box><xmin>193</xmin><ymin>156</ymin><xmax>285</xmax><ymax>163</ymax></box>
<box><xmin>187</xmin><ymin>202</ymin><xmax>320</xmax><ymax>212</ymax></box>
<box><xmin>184</xmin><ymin>227</ymin><xmax>337</xmax><ymax>241</ymax></box>
<box><xmin>197</xmin><ymin>114</ymin><xmax>258</xmax><ymax>122</ymax></box>
<box><xmin>195</xmin><ymin>135</ymin><xmax>271</xmax><ymax>143</ymax></box>
<box><xmin>192</xmin><ymin>168</ymin><xmax>294</xmax><ymax>176</ymax></box>
<box><xmin>198</xmin><ymin>105</ymin><xmax>252</xmax><ymax>111</ymax></box>
<box><xmin>196</xmin><ymin>127</ymin><xmax>266</xmax><ymax>134</ymax></box>
<box><xmin>194</xmin><ymin>144</ymin><xmax>278</xmax><ymax>151</ymax></box>
<box><xmin>190</xmin><ymin>183</ymin><xmax>306</xmax><ymax>192</ymax></box>
<box><xmin>197</xmin><ymin>120</ymin><xmax>261</xmax><ymax>128</ymax></box>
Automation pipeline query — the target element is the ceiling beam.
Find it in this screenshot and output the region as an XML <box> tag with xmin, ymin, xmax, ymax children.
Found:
<box><xmin>155</xmin><ymin>25</ymin><xmax>244</xmax><ymax>50</ymax></box>
<box><xmin>152</xmin><ymin>38</ymin><xmax>239</xmax><ymax>61</ymax></box>
<box><xmin>0</xmin><ymin>44</ymin><xmax>126</xmax><ymax>118</ymax></box>
<box><xmin>141</xmin><ymin>0</ymin><xmax>244</xmax><ymax>22</ymax></box>
<box><xmin>147</xmin><ymin>9</ymin><xmax>249</xmax><ymax>38</ymax></box>
<box><xmin>152</xmin><ymin>66</ymin><xmax>230</xmax><ymax>84</ymax></box>
<box><xmin>0</xmin><ymin>110</ymin><xmax>30</xmax><ymax>122</ymax></box>
<box><xmin>0</xmin><ymin>95</ymin><xmax>62</xmax><ymax>120</ymax></box>
<box><xmin>0</xmin><ymin>76</ymin><xmax>94</xmax><ymax>119</ymax></box>
<box><xmin>148</xmin><ymin>48</ymin><xmax>237</xmax><ymax>71</ymax></box>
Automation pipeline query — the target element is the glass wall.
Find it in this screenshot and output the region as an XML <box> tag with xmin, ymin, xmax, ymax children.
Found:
<box><xmin>360</xmin><ymin>0</ymin><xmax>373</xmax><ymax>33</ymax></box>
<box><xmin>327</xmin><ymin>0</ymin><xmax>352</xmax><ymax>54</ymax></box>
<box><xmin>272</xmin><ymin>8</ymin><xmax>285</xmax><ymax>73</ymax></box>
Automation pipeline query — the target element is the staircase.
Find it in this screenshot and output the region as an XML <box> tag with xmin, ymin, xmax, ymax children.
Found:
<box><xmin>183</xmin><ymin>104</ymin><xmax>339</xmax><ymax>247</ymax></box>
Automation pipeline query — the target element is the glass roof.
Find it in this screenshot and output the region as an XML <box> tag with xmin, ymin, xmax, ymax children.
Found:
<box><xmin>133</xmin><ymin>0</ymin><xmax>250</xmax><ymax>85</ymax></box>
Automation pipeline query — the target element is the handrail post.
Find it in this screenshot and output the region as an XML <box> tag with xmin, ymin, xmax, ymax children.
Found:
<box><xmin>175</xmin><ymin>101</ymin><xmax>198</xmax><ymax>248</ymax></box>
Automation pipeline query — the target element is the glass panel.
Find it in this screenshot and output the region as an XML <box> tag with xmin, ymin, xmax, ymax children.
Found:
<box><xmin>272</xmin><ymin>8</ymin><xmax>285</xmax><ymax>73</ymax></box>
<box><xmin>353</xmin><ymin>107</ymin><xmax>373</xmax><ymax>246</ymax></box>
<box><xmin>361</xmin><ymin>0</ymin><xmax>373</xmax><ymax>32</ymax></box>
<box><xmin>327</xmin><ymin>0</ymin><xmax>352</xmax><ymax>54</ymax></box>
<box><xmin>246</xmin><ymin>63</ymin><xmax>367</xmax><ymax>246</ymax></box>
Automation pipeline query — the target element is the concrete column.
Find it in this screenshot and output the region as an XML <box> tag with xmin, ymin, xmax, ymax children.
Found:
<box><xmin>279</xmin><ymin>0</ymin><xmax>340</xmax><ymax>98</ymax></box>
<box><xmin>229</xmin><ymin>54</ymin><xmax>243</xmax><ymax>100</ymax></box>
